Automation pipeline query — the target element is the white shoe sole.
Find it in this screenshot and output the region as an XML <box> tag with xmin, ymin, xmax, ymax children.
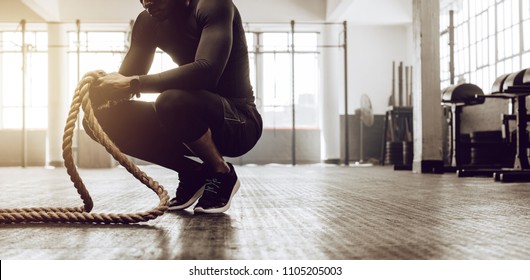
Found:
<box><xmin>194</xmin><ymin>179</ymin><xmax>240</xmax><ymax>214</ymax></box>
<box><xmin>167</xmin><ymin>186</ymin><xmax>204</xmax><ymax>211</ymax></box>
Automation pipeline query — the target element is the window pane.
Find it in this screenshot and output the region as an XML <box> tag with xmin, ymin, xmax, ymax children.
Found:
<box><xmin>27</xmin><ymin>53</ymin><xmax>47</xmax><ymax>108</ymax></box>
<box><xmin>512</xmin><ymin>24</ymin><xmax>520</xmax><ymax>55</ymax></box>
<box><xmin>470</xmin><ymin>16</ymin><xmax>476</xmax><ymax>43</ymax></box>
<box><xmin>86</xmin><ymin>32</ymin><xmax>126</xmax><ymax>52</ymax></box>
<box><xmin>512</xmin><ymin>55</ymin><xmax>520</xmax><ymax>71</ymax></box>
<box><xmin>2</xmin><ymin>32</ymin><xmax>22</xmax><ymax>51</ymax></box>
<box><xmin>68</xmin><ymin>32</ymin><xmax>86</xmax><ymax>52</ymax></box>
<box><xmin>521</xmin><ymin>0</ymin><xmax>530</xmax><ymax>20</ymax></box>
<box><xmin>480</xmin><ymin>14</ymin><xmax>486</xmax><ymax>40</ymax></box>
<box><xmin>469</xmin><ymin>0</ymin><xmax>477</xmax><ymax>17</ymax></box>
<box><xmin>504</xmin><ymin>0</ymin><xmax>512</xmax><ymax>27</ymax></box>
<box><xmin>3</xmin><ymin>108</ymin><xmax>22</xmax><ymax>128</ymax></box>
<box><xmin>462</xmin><ymin>22</ymin><xmax>469</xmax><ymax>47</ymax></box>
<box><xmin>522</xmin><ymin>52</ymin><xmax>530</xmax><ymax>68</ymax></box>
<box><xmin>505</xmin><ymin>27</ymin><xmax>513</xmax><ymax>57</ymax></box>
<box><xmin>248</xmin><ymin>52</ymin><xmax>256</xmax><ymax>97</ymax></box>
<box><xmin>26</xmin><ymin>107</ymin><xmax>47</xmax><ymax>129</ymax></box>
<box><xmin>470</xmin><ymin>43</ymin><xmax>477</xmax><ymax>69</ymax></box>
<box><xmin>497</xmin><ymin>2</ymin><xmax>505</xmax><ymax>31</ymax></box>
<box><xmin>294</xmin><ymin>33</ymin><xmax>317</xmax><ymax>52</ymax></box>
<box><xmin>245</xmin><ymin>32</ymin><xmax>254</xmax><ymax>52</ymax></box>
<box><xmin>497</xmin><ymin>60</ymin><xmax>505</xmax><ymax>76</ymax></box>
<box><xmin>489</xmin><ymin>8</ymin><xmax>496</xmax><ymax>36</ymax></box>
<box><xmin>477</xmin><ymin>40</ymin><xmax>483</xmax><ymax>66</ymax></box>
<box><xmin>505</xmin><ymin>57</ymin><xmax>513</xmax><ymax>73</ymax></box>
<box><xmin>524</xmin><ymin>20</ymin><xmax>530</xmax><ymax>51</ymax></box>
<box><xmin>35</xmin><ymin>32</ymin><xmax>48</xmax><ymax>52</ymax></box>
<box><xmin>476</xmin><ymin>68</ymin><xmax>484</xmax><ymax>89</ymax></box>
<box><xmin>262</xmin><ymin>52</ymin><xmax>292</xmax><ymax>128</ymax></box>
<box><xmin>294</xmin><ymin>54</ymin><xmax>318</xmax><ymax>128</ymax></box>
<box><xmin>2</xmin><ymin>54</ymin><xmax>22</xmax><ymax>107</ymax></box>
<box><xmin>1</xmin><ymin>30</ymin><xmax>48</xmax><ymax>129</ymax></box>
<box><xmin>489</xmin><ymin>36</ymin><xmax>495</xmax><ymax>66</ymax></box>
<box><xmin>511</xmin><ymin>0</ymin><xmax>516</xmax><ymax>24</ymax></box>
<box><xmin>262</xmin><ymin>33</ymin><xmax>289</xmax><ymax>52</ymax></box>
<box><xmin>498</xmin><ymin>30</ymin><xmax>505</xmax><ymax>59</ymax></box>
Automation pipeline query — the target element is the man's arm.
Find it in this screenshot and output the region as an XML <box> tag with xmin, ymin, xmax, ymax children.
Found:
<box><xmin>120</xmin><ymin>12</ymin><xmax>157</xmax><ymax>76</ymax></box>
<box><xmin>92</xmin><ymin>12</ymin><xmax>156</xmax><ymax>100</ymax></box>
<box><xmin>139</xmin><ymin>0</ymin><xmax>234</xmax><ymax>93</ymax></box>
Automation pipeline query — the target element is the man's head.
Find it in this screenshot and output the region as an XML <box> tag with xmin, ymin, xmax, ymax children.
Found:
<box><xmin>140</xmin><ymin>0</ymin><xmax>179</xmax><ymax>21</ymax></box>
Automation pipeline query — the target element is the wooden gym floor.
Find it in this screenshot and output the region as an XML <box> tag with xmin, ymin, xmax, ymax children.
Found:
<box><xmin>1</xmin><ymin>164</ymin><xmax>530</xmax><ymax>260</ymax></box>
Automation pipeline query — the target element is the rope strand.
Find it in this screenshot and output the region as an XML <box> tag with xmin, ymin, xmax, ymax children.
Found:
<box><xmin>0</xmin><ymin>70</ymin><xmax>169</xmax><ymax>224</ymax></box>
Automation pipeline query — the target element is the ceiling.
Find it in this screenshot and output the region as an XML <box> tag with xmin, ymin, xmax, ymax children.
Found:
<box><xmin>0</xmin><ymin>0</ymin><xmax>412</xmax><ymax>25</ymax></box>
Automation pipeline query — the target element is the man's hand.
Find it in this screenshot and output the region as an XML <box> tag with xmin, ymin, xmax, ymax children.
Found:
<box><xmin>93</xmin><ymin>72</ymin><xmax>137</xmax><ymax>99</ymax></box>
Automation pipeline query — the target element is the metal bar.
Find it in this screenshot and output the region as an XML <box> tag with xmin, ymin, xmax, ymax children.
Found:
<box><xmin>449</xmin><ymin>10</ymin><xmax>455</xmax><ymax>85</ymax></box>
<box><xmin>291</xmin><ymin>20</ymin><xmax>296</xmax><ymax>166</ymax></box>
<box><xmin>514</xmin><ymin>95</ymin><xmax>530</xmax><ymax>169</ymax></box>
<box><xmin>21</xmin><ymin>19</ymin><xmax>27</xmax><ymax>168</ymax></box>
<box><xmin>0</xmin><ymin>20</ymin><xmax>346</xmax><ymax>26</ymax></box>
<box><xmin>398</xmin><ymin>62</ymin><xmax>403</xmax><ymax>106</ymax></box>
<box><xmin>343</xmin><ymin>21</ymin><xmax>349</xmax><ymax>166</ymax></box>
<box><xmin>245</xmin><ymin>21</ymin><xmax>345</xmax><ymax>26</ymax></box>
<box><xmin>76</xmin><ymin>19</ymin><xmax>81</xmax><ymax>166</ymax></box>
<box><xmin>389</xmin><ymin>61</ymin><xmax>396</xmax><ymax>106</ymax></box>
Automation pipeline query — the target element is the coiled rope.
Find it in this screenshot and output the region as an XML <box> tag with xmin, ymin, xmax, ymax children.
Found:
<box><xmin>0</xmin><ymin>70</ymin><xmax>169</xmax><ymax>224</ymax></box>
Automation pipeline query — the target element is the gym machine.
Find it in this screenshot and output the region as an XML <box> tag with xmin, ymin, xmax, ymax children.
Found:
<box><xmin>458</xmin><ymin>68</ymin><xmax>530</xmax><ymax>182</ymax></box>
<box><xmin>441</xmin><ymin>83</ymin><xmax>485</xmax><ymax>171</ymax></box>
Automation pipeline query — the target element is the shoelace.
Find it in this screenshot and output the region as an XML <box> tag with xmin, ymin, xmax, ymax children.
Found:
<box><xmin>204</xmin><ymin>178</ymin><xmax>221</xmax><ymax>195</ymax></box>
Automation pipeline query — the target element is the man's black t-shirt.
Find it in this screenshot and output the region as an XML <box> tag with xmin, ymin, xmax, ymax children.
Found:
<box><xmin>120</xmin><ymin>0</ymin><xmax>253</xmax><ymax>100</ymax></box>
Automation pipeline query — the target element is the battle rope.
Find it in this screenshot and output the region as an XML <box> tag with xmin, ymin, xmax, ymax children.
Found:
<box><xmin>0</xmin><ymin>71</ymin><xmax>169</xmax><ymax>224</ymax></box>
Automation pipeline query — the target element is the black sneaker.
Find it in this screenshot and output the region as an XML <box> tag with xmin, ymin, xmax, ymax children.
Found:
<box><xmin>194</xmin><ymin>163</ymin><xmax>240</xmax><ymax>214</ymax></box>
<box><xmin>168</xmin><ymin>171</ymin><xmax>205</xmax><ymax>211</ymax></box>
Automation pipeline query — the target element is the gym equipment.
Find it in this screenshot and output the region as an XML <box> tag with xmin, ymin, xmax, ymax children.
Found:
<box><xmin>441</xmin><ymin>83</ymin><xmax>485</xmax><ymax>171</ymax></box>
<box><xmin>0</xmin><ymin>71</ymin><xmax>170</xmax><ymax>224</ymax></box>
<box><xmin>384</xmin><ymin>61</ymin><xmax>414</xmax><ymax>170</ymax></box>
<box><xmin>458</xmin><ymin>68</ymin><xmax>530</xmax><ymax>182</ymax></box>
<box><xmin>356</xmin><ymin>94</ymin><xmax>374</xmax><ymax>165</ymax></box>
<box><xmin>381</xmin><ymin>106</ymin><xmax>413</xmax><ymax>169</ymax></box>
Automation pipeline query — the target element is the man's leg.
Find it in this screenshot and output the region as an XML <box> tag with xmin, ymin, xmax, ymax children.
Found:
<box><xmin>83</xmin><ymin>100</ymin><xmax>203</xmax><ymax>174</ymax></box>
<box><xmin>185</xmin><ymin>128</ymin><xmax>230</xmax><ymax>174</ymax></box>
<box><xmin>155</xmin><ymin>89</ymin><xmax>241</xmax><ymax>213</ymax></box>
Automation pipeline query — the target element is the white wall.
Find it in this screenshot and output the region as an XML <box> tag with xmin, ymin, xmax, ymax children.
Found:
<box><xmin>2</xmin><ymin>0</ymin><xmax>327</xmax><ymax>23</ymax></box>
<box><xmin>0</xmin><ymin>0</ymin><xmax>42</xmax><ymax>22</ymax></box>
<box><xmin>0</xmin><ymin>130</ymin><xmax>46</xmax><ymax>166</ymax></box>
<box><xmin>348</xmin><ymin>25</ymin><xmax>411</xmax><ymax>115</ymax></box>
<box><xmin>234</xmin><ymin>0</ymin><xmax>326</xmax><ymax>22</ymax></box>
<box><xmin>325</xmin><ymin>0</ymin><xmax>413</xmax><ymax>116</ymax></box>
<box><xmin>344</xmin><ymin>0</ymin><xmax>412</xmax><ymax>25</ymax></box>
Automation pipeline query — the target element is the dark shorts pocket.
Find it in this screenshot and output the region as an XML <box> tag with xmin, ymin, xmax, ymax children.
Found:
<box><xmin>215</xmin><ymin>98</ymin><xmax>262</xmax><ymax>157</ymax></box>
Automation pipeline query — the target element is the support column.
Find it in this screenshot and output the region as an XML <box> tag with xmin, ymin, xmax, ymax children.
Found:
<box><xmin>47</xmin><ymin>22</ymin><xmax>68</xmax><ymax>167</ymax></box>
<box><xmin>320</xmin><ymin>24</ymin><xmax>342</xmax><ymax>163</ymax></box>
<box><xmin>412</xmin><ymin>0</ymin><xmax>444</xmax><ymax>173</ymax></box>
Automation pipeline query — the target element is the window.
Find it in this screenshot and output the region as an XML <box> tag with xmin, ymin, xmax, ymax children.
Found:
<box><xmin>249</xmin><ymin>31</ymin><xmax>320</xmax><ymax>129</ymax></box>
<box><xmin>441</xmin><ymin>0</ymin><xmax>529</xmax><ymax>91</ymax></box>
<box><xmin>67</xmin><ymin>28</ymin><xmax>320</xmax><ymax>129</ymax></box>
<box><xmin>0</xmin><ymin>24</ymin><xmax>320</xmax><ymax>132</ymax></box>
<box><xmin>67</xmin><ymin>31</ymin><xmax>128</xmax><ymax>103</ymax></box>
<box><xmin>0</xmin><ymin>29</ymin><xmax>48</xmax><ymax>129</ymax></box>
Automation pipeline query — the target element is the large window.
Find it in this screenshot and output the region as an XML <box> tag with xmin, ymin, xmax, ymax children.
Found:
<box><xmin>0</xmin><ymin>29</ymin><xmax>48</xmax><ymax>129</ymax></box>
<box><xmin>0</xmin><ymin>24</ymin><xmax>321</xmax><ymax>131</ymax></box>
<box><xmin>247</xmin><ymin>31</ymin><xmax>320</xmax><ymax>129</ymax></box>
<box><xmin>67</xmin><ymin>30</ymin><xmax>128</xmax><ymax>103</ymax></box>
<box><xmin>441</xmin><ymin>0</ymin><xmax>530</xmax><ymax>91</ymax></box>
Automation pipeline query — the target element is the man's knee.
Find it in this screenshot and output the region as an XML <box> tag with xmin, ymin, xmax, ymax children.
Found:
<box><xmin>155</xmin><ymin>89</ymin><xmax>199</xmax><ymax>118</ymax></box>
